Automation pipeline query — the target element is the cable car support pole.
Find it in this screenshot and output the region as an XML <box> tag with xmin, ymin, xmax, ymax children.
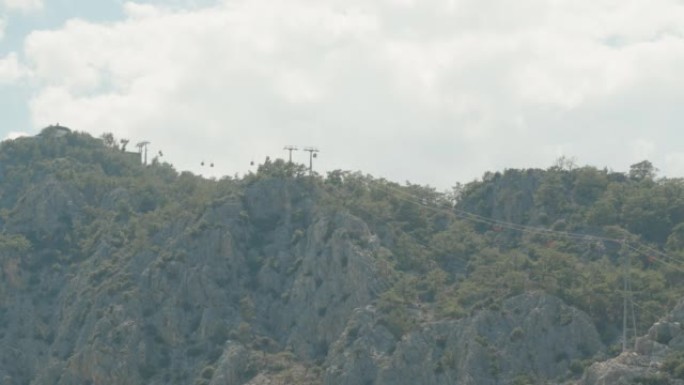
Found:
<box><xmin>284</xmin><ymin>145</ymin><xmax>298</xmax><ymax>163</ymax></box>
<box><xmin>622</xmin><ymin>238</ymin><xmax>629</xmax><ymax>353</ymax></box>
<box><xmin>303</xmin><ymin>147</ymin><xmax>319</xmax><ymax>176</ymax></box>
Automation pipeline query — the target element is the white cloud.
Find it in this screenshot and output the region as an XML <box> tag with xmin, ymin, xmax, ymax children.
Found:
<box><xmin>4</xmin><ymin>131</ymin><xmax>29</xmax><ymax>140</ymax></box>
<box><xmin>21</xmin><ymin>0</ymin><xmax>684</xmax><ymax>188</ymax></box>
<box><xmin>0</xmin><ymin>52</ymin><xmax>26</xmax><ymax>83</ymax></box>
<box><xmin>665</xmin><ymin>153</ymin><xmax>684</xmax><ymax>178</ymax></box>
<box><xmin>3</xmin><ymin>0</ymin><xmax>43</xmax><ymax>13</ymax></box>
<box><xmin>630</xmin><ymin>139</ymin><xmax>656</xmax><ymax>162</ymax></box>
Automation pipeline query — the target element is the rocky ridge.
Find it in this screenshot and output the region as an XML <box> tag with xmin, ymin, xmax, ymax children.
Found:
<box><xmin>1</xmin><ymin>131</ymin><xmax>682</xmax><ymax>385</ymax></box>
<box><xmin>0</xmin><ymin>168</ymin><xmax>606</xmax><ymax>385</ymax></box>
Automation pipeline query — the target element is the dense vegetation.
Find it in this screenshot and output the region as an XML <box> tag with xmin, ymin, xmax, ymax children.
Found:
<box><xmin>2</xmin><ymin>128</ymin><xmax>684</xmax><ymax>382</ymax></box>
<box><xmin>323</xmin><ymin>160</ymin><xmax>684</xmax><ymax>347</ymax></box>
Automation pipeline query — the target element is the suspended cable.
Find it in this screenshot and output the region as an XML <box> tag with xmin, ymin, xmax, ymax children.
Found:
<box><xmin>374</xmin><ymin>181</ymin><xmax>684</xmax><ymax>273</ymax></box>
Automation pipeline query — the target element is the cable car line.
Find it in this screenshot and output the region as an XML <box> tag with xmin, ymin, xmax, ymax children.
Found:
<box><xmin>368</xmin><ymin>180</ymin><xmax>684</xmax><ymax>342</ymax></box>
<box><xmin>373</xmin><ymin>181</ymin><xmax>684</xmax><ymax>272</ymax></box>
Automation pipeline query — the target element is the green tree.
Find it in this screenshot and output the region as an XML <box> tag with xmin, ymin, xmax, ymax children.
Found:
<box><xmin>629</xmin><ymin>160</ymin><xmax>657</xmax><ymax>182</ymax></box>
<box><xmin>572</xmin><ymin>167</ymin><xmax>609</xmax><ymax>205</ymax></box>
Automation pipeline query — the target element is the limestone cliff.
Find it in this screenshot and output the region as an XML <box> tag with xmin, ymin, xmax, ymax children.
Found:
<box><xmin>1</xmin><ymin>131</ymin><xmax>679</xmax><ymax>385</ymax></box>
<box><xmin>326</xmin><ymin>292</ymin><xmax>603</xmax><ymax>385</ymax></box>
<box><xmin>1</xmin><ymin>175</ymin><xmax>389</xmax><ymax>384</ymax></box>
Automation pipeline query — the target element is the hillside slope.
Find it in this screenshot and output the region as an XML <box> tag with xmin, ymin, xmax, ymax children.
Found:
<box><xmin>1</xmin><ymin>129</ymin><xmax>683</xmax><ymax>384</ymax></box>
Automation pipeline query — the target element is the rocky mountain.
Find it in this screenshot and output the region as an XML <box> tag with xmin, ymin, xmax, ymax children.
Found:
<box><xmin>1</xmin><ymin>128</ymin><xmax>684</xmax><ymax>384</ymax></box>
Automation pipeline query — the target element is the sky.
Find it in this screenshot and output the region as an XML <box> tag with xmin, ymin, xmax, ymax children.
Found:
<box><xmin>1</xmin><ymin>0</ymin><xmax>684</xmax><ymax>189</ymax></box>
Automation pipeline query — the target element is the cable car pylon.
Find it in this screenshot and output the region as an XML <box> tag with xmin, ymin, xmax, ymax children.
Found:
<box><xmin>303</xmin><ymin>147</ymin><xmax>319</xmax><ymax>176</ymax></box>
<box><xmin>284</xmin><ymin>145</ymin><xmax>298</xmax><ymax>163</ymax></box>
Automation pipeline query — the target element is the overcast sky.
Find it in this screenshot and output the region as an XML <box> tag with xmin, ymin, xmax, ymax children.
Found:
<box><xmin>1</xmin><ymin>0</ymin><xmax>683</xmax><ymax>189</ymax></box>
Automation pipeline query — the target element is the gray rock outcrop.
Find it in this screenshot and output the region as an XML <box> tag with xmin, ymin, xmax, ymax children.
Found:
<box><xmin>580</xmin><ymin>299</ymin><xmax>684</xmax><ymax>385</ymax></box>
<box><xmin>1</xmin><ymin>177</ymin><xmax>390</xmax><ymax>385</ymax></box>
<box><xmin>326</xmin><ymin>292</ymin><xmax>604</xmax><ymax>385</ymax></box>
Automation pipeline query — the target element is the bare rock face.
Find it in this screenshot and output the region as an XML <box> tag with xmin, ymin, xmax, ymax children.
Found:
<box><xmin>272</xmin><ymin>212</ymin><xmax>389</xmax><ymax>359</ymax></box>
<box><xmin>326</xmin><ymin>292</ymin><xmax>604</xmax><ymax>385</ymax></box>
<box><xmin>324</xmin><ymin>305</ymin><xmax>398</xmax><ymax>385</ymax></box>
<box><xmin>7</xmin><ymin>177</ymin><xmax>83</xmax><ymax>249</ymax></box>
<box><xmin>580</xmin><ymin>352</ymin><xmax>666</xmax><ymax>385</ymax></box>
<box><xmin>580</xmin><ymin>299</ymin><xmax>684</xmax><ymax>385</ymax></box>
<box><xmin>208</xmin><ymin>342</ymin><xmax>251</xmax><ymax>385</ymax></box>
<box><xmin>0</xmin><ymin>169</ymin><xmax>608</xmax><ymax>385</ymax></box>
<box><xmin>0</xmin><ymin>168</ymin><xmax>636</xmax><ymax>385</ymax></box>
<box><xmin>0</xmin><ymin>176</ymin><xmax>391</xmax><ymax>385</ymax></box>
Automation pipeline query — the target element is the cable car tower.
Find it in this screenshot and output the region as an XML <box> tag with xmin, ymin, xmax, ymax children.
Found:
<box><xmin>284</xmin><ymin>145</ymin><xmax>298</xmax><ymax>163</ymax></box>
<box><xmin>303</xmin><ymin>147</ymin><xmax>319</xmax><ymax>176</ymax></box>
<box><xmin>136</xmin><ymin>141</ymin><xmax>151</xmax><ymax>165</ymax></box>
<box><xmin>621</xmin><ymin>239</ymin><xmax>637</xmax><ymax>353</ymax></box>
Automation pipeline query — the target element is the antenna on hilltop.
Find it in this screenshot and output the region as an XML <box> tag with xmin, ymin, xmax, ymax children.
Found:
<box><xmin>303</xmin><ymin>147</ymin><xmax>319</xmax><ymax>176</ymax></box>
<box><xmin>283</xmin><ymin>145</ymin><xmax>298</xmax><ymax>163</ymax></box>
<box><xmin>136</xmin><ymin>141</ymin><xmax>150</xmax><ymax>165</ymax></box>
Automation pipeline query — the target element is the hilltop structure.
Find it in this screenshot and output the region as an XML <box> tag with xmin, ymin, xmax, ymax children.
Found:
<box><xmin>38</xmin><ymin>124</ymin><xmax>71</xmax><ymax>138</ymax></box>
